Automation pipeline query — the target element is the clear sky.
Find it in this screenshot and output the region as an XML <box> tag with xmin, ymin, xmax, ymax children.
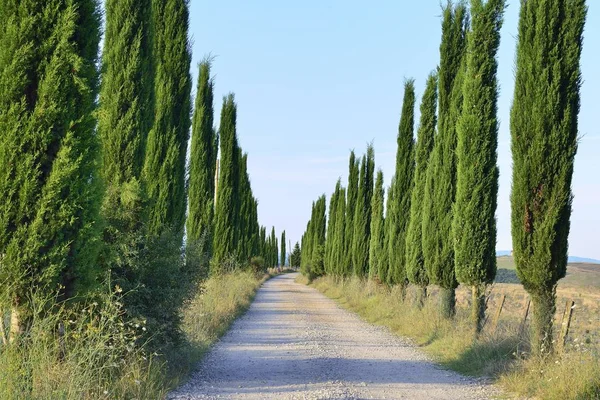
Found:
<box><xmin>187</xmin><ymin>1</ymin><xmax>600</xmax><ymax>259</ymax></box>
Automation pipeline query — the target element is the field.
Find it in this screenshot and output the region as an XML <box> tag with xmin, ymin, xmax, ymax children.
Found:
<box><xmin>474</xmin><ymin>257</ymin><xmax>600</xmax><ymax>348</ymax></box>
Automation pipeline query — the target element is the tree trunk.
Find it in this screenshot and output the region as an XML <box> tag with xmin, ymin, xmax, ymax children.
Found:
<box><xmin>9</xmin><ymin>308</ymin><xmax>21</xmax><ymax>343</ymax></box>
<box><xmin>472</xmin><ymin>285</ymin><xmax>486</xmax><ymax>335</ymax></box>
<box><xmin>531</xmin><ymin>287</ymin><xmax>556</xmax><ymax>355</ymax></box>
<box><xmin>415</xmin><ymin>286</ymin><xmax>427</xmax><ymax>309</ymax></box>
<box><xmin>440</xmin><ymin>287</ymin><xmax>456</xmax><ymax>318</ymax></box>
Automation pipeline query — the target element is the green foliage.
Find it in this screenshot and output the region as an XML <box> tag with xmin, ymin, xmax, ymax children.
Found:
<box><xmin>143</xmin><ymin>0</ymin><xmax>192</xmax><ymax>236</ymax></box>
<box><xmin>301</xmin><ymin>196</ymin><xmax>327</xmax><ymax>280</ymax></box>
<box><xmin>270</xmin><ymin>227</ymin><xmax>278</xmax><ymax>267</ymax></box>
<box><xmin>290</xmin><ymin>242</ymin><xmax>301</xmax><ymax>268</ymax></box>
<box><xmin>332</xmin><ymin>186</ymin><xmax>346</xmax><ymax>276</ymax></box>
<box><xmin>454</xmin><ymin>0</ymin><xmax>505</xmax><ymax>333</ymax></box>
<box><xmin>386</xmin><ymin>80</ymin><xmax>416</xmax><ymax>287</ymax></box>
<box><xmin>343</xmin><ymin>151</ymin><xmax>360</xmax><ymax>276</ymax></box>
<box><xmin>237</xmin><ymin>153</ymin><xmax>260</xmax><ymax>263</ymax></box>
<box><xmin>0</xmin><ymin>285</ymin><xmax>166</xmax><ymax>399</ymax></box>
<box><xmin>510</xmin><ymin>0</ymin><xmax>586</xmax><ymax>353</ymax></box>
<box><xmin>0</xmin><ymin>0</ymin><xmax>103</xmax><ymax>321</ymax></box>
<box><xmin>280</xmin><ymin>231</ymin><xmax>286</xmax><ymax>267</ymax></box>
<box><xmin>187</xmin><ymin>60</ymin><xmax>217</xmax><ymax>256</ymax></box>
<box><xmin>352</xmin><ymin>145</ymin><xmax>375</xmax><ymax>277</ymax></box>
<box><xmin>405</xmin><ymin>72</ymin><xmax>438</xmax><ymax>289</ymax></box>
<box><xmin>369</xmin><ymin>170</ymin><xmax>385</xmax><ymax>281</ymax></box>
<box><xmin>213</xmin><ymin>94</ymin><xmax>240</xmax><ymax>267</ymax></box>
<box><xmin>249</xmin><ymin>256</ymin><xmax>265</xmax><ymax>274</ymax></box>
<box><xmin>99</xmin><ymin>0</ymin><xmax>153</xmax><ymax>189</ymax></box>
<box><xmin>423</xmin><ymin>3</ymin><xmax>468</xmax><ymax>315</ymax></box>
<box><xmin>325</xmin><ymin>180</ymin><xmax>342</xmax><ymax>275</ymax></box>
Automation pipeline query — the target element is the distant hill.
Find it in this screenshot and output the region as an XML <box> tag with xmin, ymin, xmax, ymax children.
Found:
<box><xmin>496</xmin><ymin>250</ymin><xmax>600</xmax><ymax>265</ymax></box>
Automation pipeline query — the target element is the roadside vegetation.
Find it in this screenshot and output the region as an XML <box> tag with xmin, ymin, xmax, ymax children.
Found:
<box><xmin>299</xmin><ymin>0</ymin><xmax>593</xmax><ymax>399</ymax></box>
<box><xmin>0</xmin><ymin>0</ymin><xmax>289</xmax><ymax>399</ymax></box>
<box><xmin>0</xmin><ymin>269</ymin><xmax>270</xmax><ymax>399</ymax></box>
<box><xmin>307</xmin><ymin>275</ymin><xmax>600</xmax><ymax>399</ymax></box>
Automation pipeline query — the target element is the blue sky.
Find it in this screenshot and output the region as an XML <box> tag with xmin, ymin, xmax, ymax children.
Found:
<box><xmin>187</xmin><ymin>1</ymin><xmax>600</xmax><ymax>259</ymax></box>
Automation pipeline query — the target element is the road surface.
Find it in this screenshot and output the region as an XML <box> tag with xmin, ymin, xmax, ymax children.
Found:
<box><xmin>169</xmin><ymin>273</ymin><xmax>499</xmax><ymax>399</ymax></box>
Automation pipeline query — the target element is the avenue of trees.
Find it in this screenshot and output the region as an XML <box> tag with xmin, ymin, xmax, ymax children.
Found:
<box><xmin>299</xmin><ymin>0</ymin><xmax>587</xmax><ymax>353</ymax></box>
<box><xmin>0</xmin><ymin>0</ymin><xmax>285</xmax><ymax>348</ymax></box>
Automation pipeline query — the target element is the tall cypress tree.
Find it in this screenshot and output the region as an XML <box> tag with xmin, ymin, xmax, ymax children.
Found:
<box><xmin>352</xmin><ymin>145</ymin><xmax>375</xmax><ymax>277</ymax></box>
<box><xmin>344</xmin><ymin>151</ymin><xmax>360</xmax><ymax>276</ymax></box>
<box><xmin>325</xmin><ymin>180</ymin><xmax>341</xmax><ymax>274</ymax></box>
<box><xmin>369</xmin><ymin>170</ymin><xmax>386</xmax><ymax>281</ymax></box>
<box><xmin>422</xmin><ymin>3</ymin><xmax>468</xmax><ymax>317</ymax></box>
<box><xmin>237</xmin><ymin>152</ymin><xmax>254</xmax><ymax>261</ymax></box>
<box><xmin>386</xmin><ymin>80</ymin><xmax>416</xmax><ymax>289</ymax></box>
<box><xmin>99</xmin><ymin>0</ymin><xmax>153</xmax><ymax>192</ymax></box>
<box><xmin>0</xmin><ymin>0</ymin><xmax>102</xmax><ymax>331</ymax></box>
<box><xmin>332</xmin><ymin>186</ymin><xmax>346</xmax><ymax>276</ymax></box>
<box><xmin>281</xmin><ymin>230</ymin><xmax>286</xmax><ymax>267</ymax></box>
<box><xmin>406</xmin><ymin>72</ymin><xmax>438</xmax><ymax>305</ymax></box>
<box><xmin>270</xmin><ymin>227</ymin><xmax>277</xmax><ymax>267</ymax></box>
<box><xmin>310</xmin><ymin>196</ymin><xmax>327</xmax><ymax>278</ymax></box>
<box><xmin>187</xmin><ymin>60</ymin><xmax>216</xmax><ymax>252</ymax></box>
<box><xmin>510</xmin><ymin>0</ymin><xmax>586</xmax><ymax>354</ymax></box>
<box><xmin>454</xmin><ymin>0</ymin><xmax>504</xmax><ymax>334</ymax></box>
<box><xmin>143</xmin><ymin>0</ymin><xmax>192</xmax><ymax>236</ymax></box>
<box><xmin>213</xmin><ymin>94</ymin><xmax>240</xmax><ymax>267</ymax></box>
<box><xmin>291</xmin><ymin>242</ymin><xmax>301</xmax><ymax>268</ymax></box>
<box><xmin>260</xmin><ymin>226</ymin><xmax>267</xmax><ymax>258</ymax></box>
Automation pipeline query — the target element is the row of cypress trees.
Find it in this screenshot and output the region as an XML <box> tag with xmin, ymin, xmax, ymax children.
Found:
<box><xmin>0</xmin><ymin>0</ymin><xmax>284</xmax><ymax>344</ymax></box>
<box><xmin>299</xmin><ymin>0</ymin><xmax>586</xmax><ymax>354</ymax></box>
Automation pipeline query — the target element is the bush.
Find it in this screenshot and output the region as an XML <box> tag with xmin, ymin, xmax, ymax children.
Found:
<box><xmin>0</xmin><ymin>286</ymin><xmax>166</xmax><ymax>399</ymax></box>
<box><xmin>250</xmin><ymin>256</ymin><xmax>265</xmax><ymax>274</ymax></box>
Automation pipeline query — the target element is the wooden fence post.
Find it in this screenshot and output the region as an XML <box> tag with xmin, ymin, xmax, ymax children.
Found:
<box><xmin>519</xmin><ymin>298</ymin><xmax>531</xmax><ymax>336</ymax></box>
<box><xmin>559</xmin><ymin>300</ymin><xmax>575</xmax><ymax>352</ymax></box>
<box><xmin>0</xmin><ymin>313</ymin><xmax>7</xmax><ymax>346</ymax></box>
<box><xmin>491</xmin><ymin>294</ymin><xmax>506</xmax><ymax>334</ymax></box>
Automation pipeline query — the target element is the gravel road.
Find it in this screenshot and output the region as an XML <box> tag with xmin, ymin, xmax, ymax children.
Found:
<box><xmin>169</xmin><ymin>273</ymin><xmax>500</xmax><ymax>399</ymax></box>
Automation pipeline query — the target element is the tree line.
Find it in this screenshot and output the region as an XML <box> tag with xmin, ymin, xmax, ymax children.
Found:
<box><xmin>0</xmin><ymin>0</ymin><xmax>285</xmax><ymax>347</ymax></box>
<box><xmin>299</xmin><ymin>0</ymin><xmax>586</xmax><ymax>355</ymax></box>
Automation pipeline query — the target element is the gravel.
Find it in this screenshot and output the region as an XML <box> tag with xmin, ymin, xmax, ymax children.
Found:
<box><xmin>168</xmin><ymin>273</ymin><xmax>501</xmax><ymax>399</ymax></box>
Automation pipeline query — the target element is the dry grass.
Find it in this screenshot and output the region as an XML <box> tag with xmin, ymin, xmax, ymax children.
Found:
<box><xmin>308</xmin><ymin>275</ymin><xmax>600</xmax><ymax>400</ymax></box>
<box><xmin>0</xmin><ymin>270</ymin><xmax>271</xmax><ymax>399</ymax></box>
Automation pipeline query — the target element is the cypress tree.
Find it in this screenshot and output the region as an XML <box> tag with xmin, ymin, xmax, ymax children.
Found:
<box><xmin>332</xmin><ymin>186</ymin><xmax>346</xmax><ymax>277</ymax></box>
<box><xmin>291</xmin><ymin>242</ymin><xmax>301</xmax><ymax>268</ymax></box>
<box><xmin>405</xmin><ymin>72</ymin><xmax>438</xmax><ymax>306</ymax></box>
<box><xmin>386</xmin><ymin>80</ymin><xmax>416</xmax><ymax>289</ymax></box>
<box><xmin>99</xmin><ymin>0</ymin><xmax>153</xmax><ymax>191</ymax></box>
<box><xmin>270</xmin><ymin>227</ymin><xmax>278</xmax><ymax>267</ymax></box>
<box><xmin>382</xmin><ymin>177</ymin><xmax>395</xmax><ymax>283</ymax></box>
<box><xmin>310</xmin><ymin>196</ymin><xmax>327</xmax><ymax>278</ymax></box>
<box><xmin>143</xmin><ymin>0</ymin><xmax>192</xmax><ymax>236</ymax></box>
<box><xmin>187</xmin><ymin>60</ymin><xmax>216</xmax><ymax>253</ymax></box>
<box><xmin>352</xmin><ymin>145</ymin><xmax>375</xmax><ymax>277</ymax></box>
<box><xmin>344</xmin><ymin>151</ymin><xmax>360</xmax><ymax>276</ymax></box>
<box><xmin>422</xmin><ymin>3</ymin><xmax>468</xmax><ymax>317</ymax></box>
<box><xmin>325</xmin><ymin>180</ymin><xmax>341</xmax><ymax>274</ymax></box>
<box><xmin>260</xmin><ymin>226</ymin><xmax>267</xmax><ymax>258</ymax></box>
<box><xmin>281</xmin><ymin>231</ymin><xmax>286</xmax><ymax>267</ymax></box>
<box><xmin>237</xmin><ymin>153</ymin><xmax>253</xmax><ymax>261</ymax></box>
<box><xmin>369</xmin><ymin>170</ymin><xmax>386</xmax><ymax>281</ymax></box>
<box><xmin>0</xmin><ymin>0</ymin><xmax>102</xmax><ymax>331</ymax></box>
<box><xmin>213</xmin><ymin>94</ymin><xmax>240</xmax><ymax>267</ymax></box>
<box><xmin>510</xmin><ymin>0</ymin><xmax>586</xmax><ymax>354</ymax></box>
<box><xmin>300</xmin><ymin>212</ymin><xmax>313</xmax><ymax>275</ymax></box>
<box><xmin>454</xmin><ymin>0</ymin><xmax>504</xmax><ymax>334</ymax></box>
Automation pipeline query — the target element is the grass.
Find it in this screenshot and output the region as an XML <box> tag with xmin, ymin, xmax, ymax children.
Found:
<box><xmin>0</xmin><ymin>269</ymin><xmax>270</xmax><ymax>399</ymax></box>
<box><xmin>306</xmin><ymin>274</ymin><xmax>600</xmax><ymax>400</ymax></box>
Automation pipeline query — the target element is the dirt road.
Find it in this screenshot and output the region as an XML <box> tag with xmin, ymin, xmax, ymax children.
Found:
<box><xmin>169</xmin><ymin>273</ymin><xmax>499</xmax><ymax>399</ymax></box>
